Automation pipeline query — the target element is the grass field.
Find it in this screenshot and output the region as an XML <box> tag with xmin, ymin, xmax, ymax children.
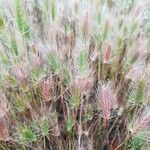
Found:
<box><xmin>0</xmin><ymin>0</ymin><xmax>150</xmax><ymax>149</ymax></box>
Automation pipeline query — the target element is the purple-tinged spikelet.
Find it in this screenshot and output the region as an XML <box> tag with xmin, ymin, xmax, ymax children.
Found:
<box><xmin>97</xmin><ymin>81</ymin><xmax>116</xmax><ymax>120</ymax></box>
<box><xmin>82</xmin><ymin>11</ymin><xmax>89</xmax><ymax>39</ymax></box>
<box><xmin>13</xmin><ymin>65</ymin><xmax>29</xmax><ymax>85</ymax></box>
<box><xmin>41</xmin><ymin>78</ymin><xmax>52</xmax><ymax>101</ymax></box>
<box><xmin>0</xmin><ymin>118</ymin><xmax>9</xmax><ymax>141</ymax></box>
<box><xmin>103</xmin><ymin>44</ymin><xmax>112</xmax><ymax>64</ymax></box>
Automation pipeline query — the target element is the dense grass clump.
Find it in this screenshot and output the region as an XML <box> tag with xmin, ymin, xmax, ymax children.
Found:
<box><xmin>0</xmin><ymin>0</ymin><xmax>150</xmax><ymax>149</ymax></box>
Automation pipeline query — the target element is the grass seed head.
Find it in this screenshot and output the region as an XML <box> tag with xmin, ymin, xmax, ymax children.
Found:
<box><xmin>97</xmin><ymin>81</ymin><xmax>117</xmax><ymax>120</ymax></box>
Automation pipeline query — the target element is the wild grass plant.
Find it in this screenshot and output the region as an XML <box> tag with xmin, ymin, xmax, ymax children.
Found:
<box><xmin>0</xmin><ymin>0</ymin><xmax>150</xmax><ymax>149</ymax></box>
